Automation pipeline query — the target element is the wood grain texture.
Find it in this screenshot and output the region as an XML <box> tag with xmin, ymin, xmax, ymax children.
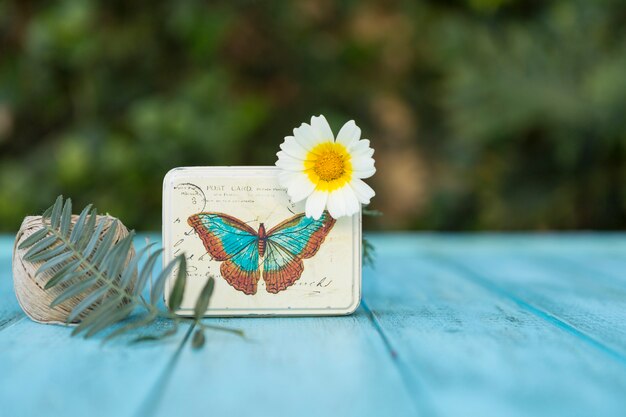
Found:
<box><xmin>0</xmin><ymin>233</ymin><xmax>625</xmax><ymax>417</ymax></box>
<box><xmin>419</xmin><ymin>235</ymin><xmax>626</xmax><ymax>358</ymax></box>
<box><xmin>143</xmin><ymin>313</ymin><xmax>419</xmax><ymax>417</ymax></box>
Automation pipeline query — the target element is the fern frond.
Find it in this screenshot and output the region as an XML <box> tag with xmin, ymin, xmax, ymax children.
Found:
<box><xmin>19</xmin><ymin>197</ymin><xmax>136</xmax><ymax>327</ymax></box>
<box><xmin>19</xmin><ymin>195</ymin><xmax>237</xmax><ymax>349</ymax></box>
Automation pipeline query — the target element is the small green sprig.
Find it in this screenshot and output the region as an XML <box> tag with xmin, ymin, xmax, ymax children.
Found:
<box><xmin>362</xmin><ymin>208</ymin><xmax>382</xmax><ymax>269</ymax></box>
<box><xmin>18</xmin><ymin>195</ymin><xmax>242</xmax><ymax>348</ymax></box>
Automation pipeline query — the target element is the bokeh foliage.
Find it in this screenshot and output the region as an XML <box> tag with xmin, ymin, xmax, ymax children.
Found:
<box><xmin>0</xmin><ymin>0</ymin><xmax>624</xmax><ymax>231</ymax></box>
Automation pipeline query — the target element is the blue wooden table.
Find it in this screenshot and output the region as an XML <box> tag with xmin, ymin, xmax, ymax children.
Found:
<box><xmin>1</xmin><ymin>233</ymin><xmax>625</xmax><ymax>417</ymax></box>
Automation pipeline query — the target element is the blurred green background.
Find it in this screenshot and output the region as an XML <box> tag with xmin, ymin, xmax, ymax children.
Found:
<box><xmin>0</xmin><ymin>0</ymin><xmax>624</xmax><ymax>231</ymax></box>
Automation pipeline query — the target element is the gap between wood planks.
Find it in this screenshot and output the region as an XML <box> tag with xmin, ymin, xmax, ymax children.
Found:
<box><xmin>0</xmin><ymin>314</ymin><xmax>24</xmax><ymax>331</ymax></box>
<box><xmin>429</xmin><ymin>252</ymin><xmax>626</xmax><ymax>368</ymax></box>
<box><xmin>361</xmin><ymin>299</ymin><xmax>438</xmax><ymax>417</ymax></box>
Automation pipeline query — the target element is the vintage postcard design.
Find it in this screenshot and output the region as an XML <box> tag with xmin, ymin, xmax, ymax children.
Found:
<box><xmin>162</xmin><ymin>167</ymin><xmax>361</xmax><ymax>316</ymax></box>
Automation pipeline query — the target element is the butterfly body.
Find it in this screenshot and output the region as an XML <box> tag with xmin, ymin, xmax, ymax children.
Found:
<box><xmin>257</xmin><ymin>223</ymin><xmax>267</xmax><ymax>257</ymax></box>
<box><xmin>188</xmin><ymin>211</ymin><xmax>335</xmax><ymax>295</ymax></box>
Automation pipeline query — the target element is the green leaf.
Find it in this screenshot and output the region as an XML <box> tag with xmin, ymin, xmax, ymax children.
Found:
<box><xmin>103</xmin><ymin>232</ymin><xmax>135</xmax><ymax>280</ymax></box>
<box><xmin>168</xmin><ymin>257</ymin><xmax>187</xmax><ymax>312</ymax></box>
<box><xmin>102</xmin><ymin>312</ymin><xmax>157</xmax><ymax>343</ymax></box>
<box><xmin>82</xmin><ymin>218</ymin><xmax>106</xmax><ymax>258</ymax></box>
<box><xmin>194</xmin><ymin>276</ymin><xmax>215</xmax><ymax>320</ymax></box>
<box><xmin>134</xmin><ymin>249</ymin><xmax>163</xmax><ymax>295</ymax></box>
<box><xmin>50</xmin><ymin>195</ymin><xmax>64</xmax><ymax>229</ymax></box>
<box><xmin>83</xmin><ymin>303</ymin><xmax>135</xmax><ymax>338</ymax></box>
<box><xmin>202</xmin><ymin>323</ymin><xmax>245</xmax><ymax>337</ymax></box>
<box><xmin>59</xmin><ymin>198</ymin><xmax>73</xmax><ymax>235</ymax></box>
<box><xmin>18</xmin><ymin>228</ymin><xmax>49</xmax><ymax>250</ymax></box>
<box><xmin>41</xmin><ymin>206</ymin><xmax>53</xmax><ymax>220</ymax></box>
<box><xmin>67</xmin><ymin>284</ymin><xmax>111</xmax><ymax>322</ymax></box>
<box><xmin>76</xmin><ymin>208</ymin><xmax>98</xmax><ymax>250</ymax></box>
<box><xmin>120</xmin><ymin>243</ymin><xmax>155</xmax><ymax>290</ymax></box>
<box><xmin>35</xmin><ymin>251</ymin><xmax>74</xmax><ymax>276</ymax></box>
<box><xmin>44</xmin><ymin>258</ymin><xmax>81</xmax><ymax>287</ymax></box>
<box><xmin>44</xmin><ymin>261</ymin><xmax>84</xmax><ymax>289</ymax></box>
<box><xmin>23</xmin><ymin>235</ymin><xmax>58</xmax><ymax>261</ymax></box>
<box><xmin>69</xmin><ymin>204</ymin><xmax>92</xmax><ymax>244</ymax></box>
<box><xmin>130</xmin><ymin>326</ymin><xmax>178</xmax><ymax>344</ymax></box>
<box><xmin>50</xmin><ymin>276</ymin><xmax>98</xmax><ymax>307</ymax></box>
<box><xmin>362</xmin><ymin>237</ymin><xmax>377</xmax><ymax>269</ymax></box>
<box><xmin>150</xmin><ymin>256</ymin><xmax>179</xmax><ymax>304</ymax></box>
<box><xmin>27</xmin><ymin>242</ymin><xmax>67</xmax><ymax>263</ymax></box>
<box><xmin>71</xmin><ymin>294</ymin><xmax>125</xmax><ymax>335</ymax></box>
<box><xmin>362</xmin><ymin>208</ymin><xmax>383</xmax><ymax>217</ymax></box>
<box><xmin>91</xmin><ymin>220</ymin><xmax>119</xmax><ymax>265</ymax></box>
<box><xmin>192</xmin><ymin>329</ymin><xmax>205</xmax><ymax>349</ymax></box>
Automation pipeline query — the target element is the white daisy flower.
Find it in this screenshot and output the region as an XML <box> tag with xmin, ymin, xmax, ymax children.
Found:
<box><xmin>276</xmin><ymin>115</ymin><xmax>376</xmax><ymax>220</ymax></box>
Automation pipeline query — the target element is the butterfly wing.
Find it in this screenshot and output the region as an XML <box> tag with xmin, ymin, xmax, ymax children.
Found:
<box><xmin>263</xmin><ymin>211</ymin><xmax>335</xmax><ymax>293</ymax></box>
<box><xmin>188</xmin><ymin>213</ymin><xmax>260</xmax><ymax>295</ymax></box>
<box><xmin>218</xmin><ymin>241</ymin><xmax>260</xmax><ymax>295</ymax></box>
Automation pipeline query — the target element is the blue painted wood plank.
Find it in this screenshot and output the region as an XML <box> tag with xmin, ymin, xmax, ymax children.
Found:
<box><xmin>421</xmin><ymin>235</ymin><xmax>626</xmax><ymax>357</ymax></box>
<box><xmin>363</xmin><ymin>234</ymin><xmax>626</xmax><ymax>417</ymax></box>
<box><xmin>555</xmin><ymin>253</ymin><xmax>626</xmax><ymax>284</ymax></box>
<box><xmin>0</xmin><ymin>235</ymin><xmax>418</xmax><ymax>417</ymax></box>
<box><xmin>0</xmin><ymin>234</ymin><xmax>185</xmax><ymax>417</ymax></box>
<box><xmin>0</xmin><ymin>317</ymin><xmax>188</xmax><ymax>417</ymax></box>
<box><xmin>0</xmin><ymin>236</ymin><xmax>25</xmax><ymax>328</ymax></box>
<box><xmin>145</xmin><ymin>313</ymin><xmax>420</xmax><ymax>417</ymax></box>
<box><xmin>436</xmin><ymin>254</ymin><xmax>626</xmax><ymax>365</ymax></box>
<box><xmin>2</xmin><ymin>233</ymin><xmax>626</xmax><ymax>417</ymax></box>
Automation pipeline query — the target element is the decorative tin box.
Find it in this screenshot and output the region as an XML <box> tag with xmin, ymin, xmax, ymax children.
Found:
<box><xmin>162</xmin><ymin>167</ymin><xmax>361</xmax><ymax>316</ymax></box>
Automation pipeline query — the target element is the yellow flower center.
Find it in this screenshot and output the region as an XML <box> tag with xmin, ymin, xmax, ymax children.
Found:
<box><xmin>314</xmin><ymin>150</ymin><xmax>345</xmax><ymax>181</ymax></box>
<box><xmin>305</xmin><ymin>142</ymin><xmax>352</xmax><ymax>192</ymax></box>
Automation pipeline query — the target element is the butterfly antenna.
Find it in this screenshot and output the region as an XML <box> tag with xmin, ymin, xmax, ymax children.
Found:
<box><xmin>262</xmin><ymin>203</ymin><xmax>284</xmax><ymax>224</ymax></box>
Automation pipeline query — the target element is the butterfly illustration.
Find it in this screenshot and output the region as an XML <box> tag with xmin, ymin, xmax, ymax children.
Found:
<box><xmin>187</xmin><ymin>211</ymin><xmax>336</xmax><ymax>295</ymax></box>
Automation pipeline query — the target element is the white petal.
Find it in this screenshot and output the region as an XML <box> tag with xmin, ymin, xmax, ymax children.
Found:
<box><xmin>350</xmin><ymin>140</ymin><xmax>374</xmax><ymax>159</ymax></box>
<box><xmin>352</xmin><ymin>148</ymin><xmax>374</xmax><ymax>159</ymax></box>
<box><xmin>349</xmin><ymin>178</ymin><xmax>375</xmax><ymax>204</ymax></box>
<box><xmin>350</xmin><ymin>139</ymin><xmax>371</xmax><ymax>153</ymax></box>
<box><xmin>280</xmin><ymin>136</ymin><xmax>308</xmax><ymax>160</ymax></box>
<box><xmin>327</xmin><ymin>188</ymin><xmax>348</xmax><ymax>219</ymax></box>
<box><xmin>276</xmin><ymin>150</ymin><xmax>290</xmax><ymax>160</ymax></box>
<box><xmin>293</xmin><ymin>123</ymin><xmax>320</xmax><ymax>149</ymax></box>
<box><xmin>278</xmin><ymin>171</ymin><xmax>298</xmax><ymax>188</ymax></box>
<box><xmin>336</xmin><ymin>120</ymin><xmax>361</xmax><ymax>148</ymax></box>
<box><xmin>286</xmin><ymin>173</ymin><xmax>316</xmax><ymax>203</ymax></box>
<box><xmin>276</xmin><ymin>155</ymin><xmax>305</xmax><ymax>171</ymax></box>
<box><xmin>311</xmin><ymin>115</ymin><xmax>334</xmax><ymax>141</ymax></box>
<box><xmin>351</xmin><ymin>154</ymin><xmax>375</xmax><ymax>172</ymax></box>
<box><xmin>341</xmin><ymin>186</ymin><xmax>361</xmax><ymax>216</ymax></box>
<box><xmin>353</xmin><ymin>166</ymin><xmax>376</xmax><ymax>179</ymax></box>
<box><xmin>305</xmin><ymin>190</ymin><xmax>328</xmax><ymax>220</ymax></box>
